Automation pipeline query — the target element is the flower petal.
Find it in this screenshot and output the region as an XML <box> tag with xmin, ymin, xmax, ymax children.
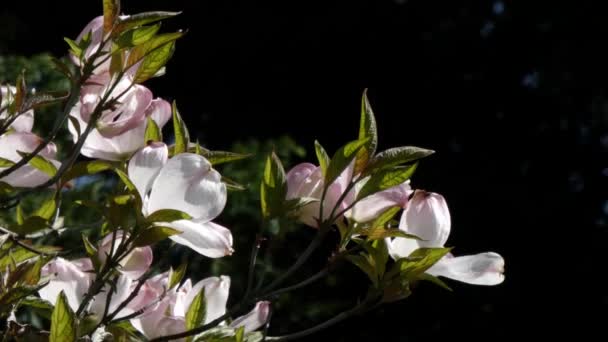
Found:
<box><xmin>96</xmin><ymin>84</ymin><xmax>153</xmax><ymax>138</ymax></box>
<box><xmin>348</xmin><ymin>181</ymin><xmax>411</xmax><ymax>223</ymax></box>
<box><xmin>39</xmin><ymin>257</ymin><xmax>93</xmax><ymax>311</ymax></box>
<box><xmin>147</xmin><ymin>153</ymin><xmax>227</xmax><ymax>221</ymax></box>
<box><xmin>146</xmin><ymin>99</ymin><xmax>172</xmax><ymax>128</ymax></box>
<box><xmin>427</xmin><ymin>252</ymin><xmax>505</xmax><ymax>285</ymax></box>
<box><xmin>286</xmin><ymin>163</ymin><xmax>317</xmax><ymax>199</ymax></box>
<box><xmin>182</xmin><ymin>276</ymin><xmax>231</xmax><ymax>323</ymax></box>
<box><xmin>399</xmin><ymin>191</ymin><xmax>451</xmax><ymax>248</ymax></box>
<box><xmin>230</xmin><ymin>301</ymin><xmax>271</xmax><ymax>333</ymax></box>
<box><xmin>167</xmin><ymin>220</ymin><xmax>233</xmax><ymax>258</ymax></box>
<box><xmin>128</xmin><ymin>142</ymin><xmax>168</xmax><ymax>203</ymax></box>
<box><xmin>0</xmin><ymin>132</ymin><xmax>60</xmax><ymax>187</ymax></box>
<box><xmin>387</xmin><ymin>235</ymin><xmax>420</xmax><ymax>260</ymax></box>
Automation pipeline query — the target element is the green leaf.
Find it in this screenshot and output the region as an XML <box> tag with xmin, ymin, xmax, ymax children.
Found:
<box><xmin>16</xmin><ymin>204</ymin><xmax>25</xmax><ymax>225</ymax></box>
<box><xmin>285</xmin><ymin>197</ymin><xmax>318</xmax><ymax>214</ymax></box>
<box><xmin>114</xmin><ymin>11</ymin><xmax>181</xmax><ymax>34</ymax></box>
<box><xmin>371</xmin><ymin>206</ymin><xmax>401</xmax><ymax>227</ymax></box>
<box><xmin>356</xmin><ymin>225</ymin><xmax>421</xmax><ymax>242</ymax></box>
<box><xmin>169</xmin><ymin>262</ymin><xmax>188</xmax><ymax>289</ymax></box>
<box><xmin>185</xmin><ymin>288</ymin><xmax>206</xmax><ymax>340</ymax></box>
<box><xmin>61</xmin><ymin>160</ymin><xmax>114</xmax><ymax>184</ymax></box>
<box><xmin>314</xmin><ymin>140</ymin><xmax>330</xmax><ymax>176</ymax></box>
<box><xmin>199</xmin><ymin>149</ymin><xmax>252</xmax><ymax>166</ymax></box>
<box><xmin>386</xmin><ymin>247</ymin><xmax>452</xmax><ymax>281</ymax></box>
<box><xmin>7</xmin><ymin>257</ymin><xmax>45</xmax><ymax>286</ymax></box>
<box><xmin>172</xmin><ymin>101</ymin><xmax>190</xmax><ymax>155</ymax></box>
<box><xmin>15</xmin><ymin>71</ymin><xmax>27</xmax><ymax>112</ymax></box>
<box><xmin>112</xmin><ymin>194</ymin><xmax>133</xmax><ymax>205</ymax></box>
<box><xmin>21</xmin><ymin>297</ymin><xmax>54</xmax><ymax>319</ymax></box>
<box><xmin>115</xmin><ymin>24</ymin><xmax>161</xmax><ymax>48</ymax></box>
<box><xmin>10</xmin><ymin>216</ymin><xmax>49</xmax><ymax>235</ymax></box>
<box><xmin>260</xmin><ymin>152</ymin><xmax>287</xmax><ymax>219</ymax></box>
<box><xmin>146</xmin><ymin>209</ymin><xmax>192</xmax><ymax>223</ymax></box>
<box><xmin>366</xmin><ymin>239</ymin><xmax>388</xmax><ymax>278</ymax></box>
<box><xmin>144</xmin><ymin>116</ymin><xmax>162</xmax><ymax>142</ymax></box>
<box><xmin>34</xmin><ymin>196</ymin><xmax>57</xmax><ymax>220</ymax></box>
<box><xmin>0</xmin><ymin>157</ymin><xmax>15</xmax><ymax>167</ymax></box>
<box><xmin>17</xmin><ymin>151</ymin><xmax>57</xmax><ymax>177</ymax></box>
<box><xmin>82</xmin><ymin>234</ymin><xmax>98</xmax><ymax>258</ymax></box>
<box><xmin>222</xmin><ymin>176</ymin><xmax>247</xmax><ymax>191</ymax></box>
<box><xmin>64</xmin><ymin>38</ymin><xmax>83</xmax><ymax>59</ymax></box>
<box><xmin>325</xmin><ymin>137</ymin><xmax>370</xmax><ymax>187</ymax></box>
<box><xmin>354</xmin><ymin>89</ymin><xmax>378</xmax><ymax>174</ymax></box>
<box><xmin>133</xmin><ymin>226</ymin><xmax>181</xmax><ymax>247</ymax></box>
<box><xmin>126</xmin><ymin>32</ymin><xmax>184</xmax><ymax>69</ymax></box>
<box><xmin>0</xmin><ymin>284</ymin><xmax>46</xmax><ymax>307</ymax></box>
<box><xmin>109</xmin><ymin>48</ymin><xmax>124</xmax><ymax>76</ymax></box>
<box><xmin>235</xmin><ymin>326</ymin><xmax>245</xmax><ymax>342</ymax></box>
<box><xmin>366</xmin><ymin>146</ymin><xmax>434</xmax><ymax>175</ymax></box>
<box><xmin>0</xmin><ymin>247</ymin><xmax>36</xmax><ymax>269</ymax></box>
<box><xmin>133</xmin><ymin>41</ymin><xmax>176</xmax><ymax>83</ymax></box>
<box><xmin>103</xmin><ymin>0</ymin><xmax>121</xmax><ymax>33</ymax></box>
<box><xmin>346</xmin><ymin>254</ymin><xmax>378</xmax><ymax>288</ymax></box>
<box><xmin>356</xmin><ymin>163</ymin><xmax>418</xmax><ymax>201</ymax></box>
<box><xmin>0</xmin><ymin>181</ymin><xmax>15</xmax><ymax>196</ymax></box>
<box><xmin>418</xmin><ymin>273</ymin><xmax>452</xmax><ymax>291</ymax></box>
<box><xmin>114</xmin><ymin>168</ymin><xmax>136</xmax><ymax>192</ymax></box>
<box><xmin>22</xmin><ymin>91</ymin><xmax>68</xmax><ymax>111</ymax></box>
<box><xmin>50</xmin><ymin>291</ymin><xmax>77</xmax><ymax>342</ymax></box>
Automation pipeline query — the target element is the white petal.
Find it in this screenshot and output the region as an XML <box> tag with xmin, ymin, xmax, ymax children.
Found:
<box><xmin>181</xmin><ymin>276</ymin><xmax>230</xmax><ymax>323</ymax></box>
<box><xmin>39</xmin><ymin>257</ymin><xmax>93</xmax><ymax>311</ymax></box>
<box><xmin>387</xmin><ymin>235</ymin><xmax>420</xmax><ymax>260</ymax></box>
<box><xmin>400</xmin><ymin>191</ymin><xmax>451</xmax><ymax>248</ymax></box>
<box><xmin>0</xmin><ymin>132</ymin><xmax>60</xmax><ymax>187</ymax></box>
<box><xmin>69</xmin><ymin>102</ymin><xmax>147</xmax><ymax>161</ymax></box>
<box><xmin>128</xmin><ymin>142</ymin><xmax>168</xmax><ymax>203</ymax></box>
<box><xmin>286</xmin><ymin>163</ymin><xmax>317</xmax><ymax>199</ymax></box>
<box><xmin>427</xmin><ymin>252</ymin><xmax>505</xmax><ymax>285</ymax></box>
<box><xmin>89</xmin><ymin>275</ymin><xmax>134</xmax><ymax>319</ymax></box>
<box><xmin>167</xmin><ymin>220</ymin><xmax>233</xmax><ymax>258</ymax></box>
<box><xmin>147</xmin><ymin>153</ymin><xmax>227</xmax><ymax>221</ymax></box>
<box><xmin>230</xmin><ymin>301</ymin><xmax>271</xmax><ymax>333</ymax></box>
<box><xmin>146</xmin><ymin>98</ymin><xmax>172</xmax><ymax>128</ymax></box>
<box><xmin>349</xmin><ymin>181</ymin><xmax>411</xmax><ymax>223</ymax></box>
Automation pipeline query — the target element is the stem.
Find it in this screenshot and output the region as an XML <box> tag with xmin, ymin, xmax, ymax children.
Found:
<box><xmin>260</xmin><ymin>225</ymin><xmax>330</xmax><ymax>294</ymax></box>
<box><xmin>149</xmin><ymin>305</ymin><xmax>242</xmax><ymax>342</ymax></box>
<box><xmin>265</xmin><ymin>298</ymin><xmax>375</xmax><ymax>341</ymax></box>
<box><xmin>262</xmin><ymin>267</ymin><xmax>330</xmax><ymax>299</ymax></box>
<box><xmin>244</xmin><ymin>235</ymin><xmax>262</xmax><ymax>300</ymax></box>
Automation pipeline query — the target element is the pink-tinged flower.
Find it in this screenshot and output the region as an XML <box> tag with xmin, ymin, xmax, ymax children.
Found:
<box><xmin>39</xmin><ymin>257</ymin><xmax>94</xmax><ymax>311</ymax></box>
<box><xmin>70</xmin><ymin>16</ymin><xmax>110</xmax><ymax>74</ymax></box>
<box><xmin>97</xmin><ymin>231</ymin><xmax>153</xmax><ymax>280</ymax></box>
<box><xmin>68</xmin><ymin>96</ymin><xmax>171</xmax><ymax>161</ymax></box>
<box><xmin>39</xmin><ymin>257</ymin><xmax>135</xmax><ymax>320</ymax></box>
<box><xmin>131</xmin><ymin>275</ymin><xmax>231</xmax><ymax>340</ymax></box>
<box><xmin>285</xmin><ymin>162</ymin><xmax>354</xmax><ymax>228</ymax></box>
<box><xmin>1</xmin><ymin>85</ymin><xmax>34</xmax><ymax>132</ymax></box>
<box><xmin>387</xmin><ymin>191</ymin><xmax>505</xmax><ymax>285</ymax></box>
<box><xmin>229</xmin><ymin>301</ymin><xmax>271</xmax><ymax>333</ymax></box>
<box><xmin>0</xmin><ymin>132</ymin><xmax>61</xmax><ymax>187</ymax></box>
<box><xmin>128</xmin><ymin>143</ymin><xmax>233</xmax><ymax>257</ymax></box>
<box><xmin>75</xmin><ymin>72</ymin><xmax>153</xmax><ymax>138</ymax></box>
<box><xmin>347</xmin><ymin>180</ymin><xmax>412</xmax><ymax>223</ymax></box>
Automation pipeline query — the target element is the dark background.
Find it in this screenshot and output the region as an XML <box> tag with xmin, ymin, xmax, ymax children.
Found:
<box><xmin>2</xmin><ymin>0</ymin><xmax>605</xmax><ymax>340</ymax></box>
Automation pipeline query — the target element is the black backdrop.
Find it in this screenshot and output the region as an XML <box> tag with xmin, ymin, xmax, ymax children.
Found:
<box><xmin>2</xmin><ymin>0</ymin><xmax>605</xmax><ymax>340</ymax></box>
